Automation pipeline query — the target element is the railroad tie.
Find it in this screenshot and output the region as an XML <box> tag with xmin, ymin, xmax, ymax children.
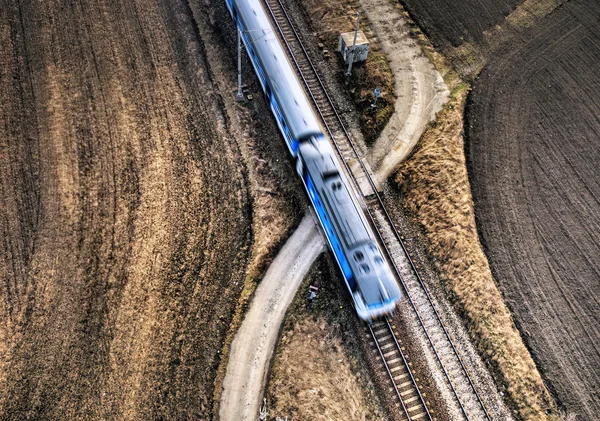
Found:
<box><xmin>380</xmin><ymin>342</ymin><xmax>396</xmax><ymax>351</ymax></box>
<box><xmin>384</xmin><ymin>349</ymin><xmax>398</xmax><ymax>358</ymax></box>
<box><xmin>400</xmin><ymin>388</ymin><xmax>415</xmax><ymax>397</ymax></box>
<box><xmin>397</xmin><ymin>379</ymin><xmax>415</xmax><ymax>389</ymax></box>
<box><xmin>394</xmin><ymin>372</ymin><xmax>410</xmax><ymax>382</ymax></box>
<box><xmin>403</xmin><ymin>395</ymin><xmax>420</xmax><ymax>405</ymax></box>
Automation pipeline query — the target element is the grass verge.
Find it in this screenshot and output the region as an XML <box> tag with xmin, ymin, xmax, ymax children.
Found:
<box><xmin>395</xmin><ymin>85</ymin><xmax>558</xmax><ymax>420</ymax></box>
<box><xmin>299</xmin><ymin>0</ymin><xmax>395</xmax><ymax>143</ymax></box>
<box><xmin>265</xmin><ymin>255</ymin><xmax>387</xmax><ymax>420</ymax></box>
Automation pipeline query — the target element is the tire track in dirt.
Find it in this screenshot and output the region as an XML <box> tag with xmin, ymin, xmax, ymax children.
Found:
<box><xmin>219</xmin><ymin>214</ymin><xmax>324</xmax><ymax>421</ymax></box>
<box><xmin>360</xmin><ymin>0</ymin><xmax>449</xmax><ymax>183</ymax></box>
<box><xmin>467</xmin><ymin>1</ymin><xmax>600</xmax><ymax>418</ymax></box>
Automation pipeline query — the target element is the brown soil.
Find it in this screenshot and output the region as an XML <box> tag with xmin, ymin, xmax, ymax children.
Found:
<box><xmin>466</xmin><ymin>1</ymin><xmax>600</xmax><ymax>419</ymax></box>
<box><xmin>398</xmin><ymin>0</ymin><xmax>521</xmax><ymax>48</ymax></box>
<box><xmin>0</xmin><ymin>0</ymin><xmax>301</xmax><ymax>419</ymax></box>
<box><xmin>398</xmin><ymin>0</ymin><xmax>565</xmax><ymax>79</ymax></box>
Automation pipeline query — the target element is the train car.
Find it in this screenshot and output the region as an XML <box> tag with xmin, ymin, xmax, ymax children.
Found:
<box><xmin>297</xmin><ymin>139</ymin><xmax>401</xmax><ymax>319</ymax></box>
<box><xmin>226</xmin><ymin>0</ymin><xmax>402</xmax><ymax>319</ymax></box>
<box><xmin>225</xmin><ymin>0</ymin><xmax>321</xmax><ymax>156</ymax></box>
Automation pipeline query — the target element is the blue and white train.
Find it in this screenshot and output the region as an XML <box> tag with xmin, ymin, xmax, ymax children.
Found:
<box><xmin>226</xmin><ymin>0</ymin><xmax>402</xmax><ymax>319</ymax></box>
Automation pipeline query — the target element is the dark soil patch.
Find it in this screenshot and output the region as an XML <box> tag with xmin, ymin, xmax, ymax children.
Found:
<box><xmin>397</xmin><ymin>0</ymin><xmax>521</xmax><ymax>48</ymax></box>
<box><xmin>466</xmin><ymin>1</ymin><xmax>600</xmax><ymax>418</ymax></box>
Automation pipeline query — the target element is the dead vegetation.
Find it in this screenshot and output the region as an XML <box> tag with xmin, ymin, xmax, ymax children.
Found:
<box><xmin>265</xmin><ymin>256</ymin><xmax>386</xmax><ymax>421</ymax></box>
<box><xmin>299</xmin><ymin>0</ymin><xmax>395</xmax><ymax>143</ymax></box>
<box><xmin>395</xmin><ymin>86</ymin><xmax>557</xmax><ymax>420</ymax></box>
<box><xmin>268</xmin><ymin>317</ymin><xmax>376</xmax><ymax>421</ymax></box>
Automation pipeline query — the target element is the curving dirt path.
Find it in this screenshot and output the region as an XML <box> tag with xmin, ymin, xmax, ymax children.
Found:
<box><xmin>362</xmin><ymin>0</ymin><xmax>449</xmax><ymax>183</ymax></box>
<box><xmin>219</xmin><ymin>214</ymin><xmax>324</xmax><ymax>421</ymax></box>
<box><xmin>467</xmin><ymin>1</ymin><xmax>600</xmax><ymax>418</ymax></box>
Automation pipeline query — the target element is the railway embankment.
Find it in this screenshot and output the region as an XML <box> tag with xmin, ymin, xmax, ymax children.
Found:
<box><xmin>259</xmin><ymin>0</ymin><xmax>517</xmax><ymax>418</ymax></box>
<box><xmin>396</xmin><ymin>86</ymin><xmax>556</xmax><ymax>420</ymax></box>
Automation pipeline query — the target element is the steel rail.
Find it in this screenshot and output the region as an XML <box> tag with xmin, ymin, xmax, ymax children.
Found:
<box><xmin>368</xmin><ymin>320</ymin><xmax>425</xmax><ymax>421</ymax></box>
<box><xmin>258</xmin><ymin>0</ymin><xmax>491</xmax><ymax>419</ymax></box>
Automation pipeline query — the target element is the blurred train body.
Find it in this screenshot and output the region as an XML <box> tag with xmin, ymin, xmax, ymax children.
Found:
<box><xmin>226</xmin><ymin>0</ymin><xmax>401</xmax><ymax>319</ymax></box>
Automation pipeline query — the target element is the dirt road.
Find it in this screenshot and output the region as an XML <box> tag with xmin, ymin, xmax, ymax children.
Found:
<box><xmin>467</xmin><ymin>1</ymin><xmax>600</xmax><ymax>418</ymax></box>
<box><xmin>219</xmin><ymin>214</ymin><xmax>324</xmax><ymax>421</ymax></box>
<box><xmin>0</xmin><ymin>0</ymin><xmax>256</xmax><ymax>419</ymax></box>
<box><xmin>361</xmin><ymin>0</ymin><xmax>448</xmax><ymax>183</ymax></box>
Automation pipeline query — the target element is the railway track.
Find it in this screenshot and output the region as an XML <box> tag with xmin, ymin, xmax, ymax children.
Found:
<box><xmin>370</xmin><ymin>318</ymin><xmax>430</xmax><ymax>420</ymax></box>
<box><xmin>259</xmin><ymin>0</ymin><xmax>493</xmax><ymax>419</ymax></box>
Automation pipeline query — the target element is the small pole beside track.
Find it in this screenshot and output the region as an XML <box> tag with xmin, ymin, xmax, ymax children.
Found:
<box><xmin>345</xmin><ymin>12</ymin><xmax>361</xmax><ymax>77</ymax></box>
<box><xmin>236</xmin><ymin>26</ymin><xmax>245</xmax><ymax>101</ymax></box>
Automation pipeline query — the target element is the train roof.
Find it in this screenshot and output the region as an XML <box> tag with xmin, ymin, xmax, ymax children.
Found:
<box><xmin>301</xmin><ymin>142</ymin><xmax>371</xmax><ymax>248</ymax></box>
<box><xmin>234</xmin><ymin>0</ymin><xmax>321</xmax><ymax>139</ymax></box>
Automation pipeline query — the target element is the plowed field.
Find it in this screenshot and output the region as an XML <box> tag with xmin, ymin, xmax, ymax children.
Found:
<box><xmin>467</xmin><ymin>1</ymin><xmax>600</xmax><ymax>418</ymax></box>
<box><xmin>398</xmin><ymin>0</ymin><xmax>520</xmax><ymax>48</ymax></box>
<box><xmin>0</xmin><ymin>0</ymin><xmax>255</xmax><ymax>419</ymax></box>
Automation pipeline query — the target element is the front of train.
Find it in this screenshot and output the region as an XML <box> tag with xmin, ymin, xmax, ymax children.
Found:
<box><xmin>351</xmin><ymin>242</ymin><xmax>402</xmax><ymax>320</ymax></box>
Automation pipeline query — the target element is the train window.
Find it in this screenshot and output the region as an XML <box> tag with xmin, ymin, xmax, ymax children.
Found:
<box><xmin>369</xmin><ymin>244</ymin><xmax>378</xmax><ymax>252</ymax></box>
<box><xmin>374</xmin><ymin>256</ymin><xmax>383</xmax><ymax>265</ymax></box>
<box><xmin>354</xmin><ymin>251</ymin><xmax>364</xmax><ymax>261</ymax></box>
<box><xmin>360</xmin><ymin>264</ymin><xmax>371</xmax><ymax>274</ymax></box>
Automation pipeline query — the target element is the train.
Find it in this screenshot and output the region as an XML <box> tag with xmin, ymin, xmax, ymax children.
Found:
<box><xmin>226</xmin><ymin>0</ymin><xmax>402</xmax><ymax>319</ymax></box>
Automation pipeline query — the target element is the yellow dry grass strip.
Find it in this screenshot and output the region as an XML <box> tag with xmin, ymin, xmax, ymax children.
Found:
<box><xmin>395</xmin><ymin>87</ymin><xmax>558</xmax><ymax>421</ymax></box>
<box><xmin>268</xmin><ymin>316</ymin><xmax>382</xmax><ymax>421</ymax></box>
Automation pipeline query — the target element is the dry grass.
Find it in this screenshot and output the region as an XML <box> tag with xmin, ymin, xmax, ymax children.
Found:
<box><xmin>395</xmin><ymin>87</ymin><xmax>558</xmax><ymax>420</ymax></box>
<box><xmin>265</xmin><ymin>256</ymin><xmax>386</xmax><ymax>421</ymax></box>
<box><xmin>268</xmin><ymin>316</ymin><xmax>377</xmax><ymax>421</ymax></box>
<box><xmin>300</xmin><ymin>0</ymin><xmax>395</xmax><ymax>143</ymax></box>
